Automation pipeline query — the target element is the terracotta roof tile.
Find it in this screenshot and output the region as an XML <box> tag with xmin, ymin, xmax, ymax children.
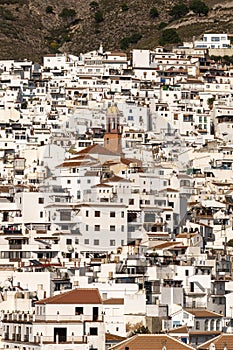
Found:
<box><xmin>76</xmin><ymin>144</ymin><xmax>120</xmax><ymax>156</ymax></box>
<box><xmin>109</xmin><ymin>334</ymin><xmax>195</xmax><ymax>350</ymax></box>
<box><xmin>103</xmin><ymin>298</ymin><xmax>124</xmax><ymax>305</ymax></box>
<box><xmin>185</xmin><ymin>309</ymin><xmax>223</xmax><ymax>318</ymax></box>
<box><xmin>36</xmin><ymin>288</ymin><xmax>102</xmax><ymax>305</ymax></box>
<box><xmin>106</xmin><ymin>333</ymin><xmax>126</xmax><ymax>341</ymax></box>
<box><xmin>198</xmin><ymin>334</ymin><xmax>233</xmax><ymax>350</ymax></box>
<box><xmin>168</xmin><ymin>326</ymin><xmax>189</xmax><ymax>333</ymax></box>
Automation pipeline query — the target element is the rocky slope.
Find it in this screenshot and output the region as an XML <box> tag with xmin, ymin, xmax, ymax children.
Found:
<box><xmin>0</xmin><ymin>0</ymin><xmax>232</xmax><ymax>62</ymax></box>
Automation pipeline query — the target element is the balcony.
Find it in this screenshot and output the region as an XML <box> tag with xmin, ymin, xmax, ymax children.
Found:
<box><xmin>33</xmin><ymin>335</ymin><xmax>87</xmax><ymax>344</ymax></box>
<box><xmin>9</xmin><ymin>244</ymin><xmax>22</xmax><ymax>250</ymax></box>
<box><xmin>24</xmin><ymin>335</ymin><xmax>29</xmax><ymax>342</ymax></box>
<box><xmin>3</xmin><ymin>332</ymin><xmax>9</xmax><ymax>340</ymax></box>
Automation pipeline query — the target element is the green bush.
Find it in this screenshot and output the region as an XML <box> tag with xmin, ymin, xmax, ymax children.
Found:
<box><xmin>159</xmin><ymin>28</ymin><xmax>181</xmax><ymax>46</ymax></box>
<box><xmin>94</xmin><ymin>10</ymin><xmax>104</xmax><ymax>23</ymax></box>
<box><xmin>121</xmin><ymin>3</ymin><xmax>129</xmax><ymax>11</ymax></box>
<box><xmin>59</xmin><ymin>8</ymin><xmax>76</xmax><ymax>18</ymax></box>
<box><xmin>46</xmin><ymin>6</ymin><xmax>54</xmax><ymax>14</ymax></box>
<box><xmin>120</xmin><ymin>32</ymin><xmax>142</xmax><ymax>50</ymax></box>
<box><xmin>158</xmin><ymin>21</ymin><xmax>167</xmax><ymax>30</ymax></box>
<box><xmin>89</xmin><ymin>1</ymin><xmax>99</xmax><ymax>11</ymax></box>
<box><xmin>190</xmin><ymin>0</ymin><xmax>209</xmax><ymax>15</ymax></box>
<box><xmin>150</xmin><ymin>7</ymin><xmax>159</xmax><ymax>19</ymax></box>
<box><xmin>169</xmin><ymin>3</ymin><xmax>189</xmax><ymax>19</ymax></box>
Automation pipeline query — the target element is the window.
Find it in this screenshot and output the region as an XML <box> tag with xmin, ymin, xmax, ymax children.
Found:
<box><xmin>66</xmin><ymin>239</ymin><xmax>72</xmax><ymax>245</ymax></box>
<box><xmin>121</xmin><ymin>211</ymin><xmax>124</xmax><ymax>218</ymax></box>
<box><xmin>67</xmin><ymin>180</ymin><xmax>71</xmax><ymax>184</ymax></box>
<box><xmin>121</xmin><ymin>225</ymin><xmax>124</xmax><ymax>232</ymax></box>
<box><xmin>210</xmin><ymin>319</ymin><xmax>215</xmax><ymax>331</ymax></box>
<box><xmin>40</xmin><ymin>212</ymin><xmax>43</xmax><ymax>218</ymax></box>
<box><xmin>86</xmin><ymin>210</ymin><xmax>89</xmax><ymax>217</ymax></box>
<box><xmin>196</xmin><ymin>321</ymin><xmax>200</xmax><ymax>330</ymax></box>
<box><xmin>38</xmin><ymin>198</ymin><xmax>44</xmax><ymax>204</ymax></box>
<box><xmin>75</xmin><ymin>307</ymin><xmax>83</xmax><ymax>315</ymax></box>
<box><xmin>110</xmin><ymin>225</ymin><xmax>115</xmax><ymax>231</ymax></box>
<box><xmin>110</xmin><ymin>239</ymin><xmax>116</xmax><ymax>246</ymax></box>
<box><xmin>129</xmin><ymin>199</ymin><xmax>134</xmax><ymax>205</ymax></box>
<box><xmin>89</xmin><ymin>327</ymin><xmax>98</xmax><ymax>336</ymax></box>
<box><xmin>94</xmin><ymin>239</ymin><xmax>99</xmax><ymax>245</ymax></box>
<box><xmin>95</xmin><ymin>211</ymin><xmax>100</xmax><ymax>217</ymax></box>
<box><xmin>86</xmin><ymin>225</ymin><xmax>89</xmax><ymax>231</ymax></box>
<box><xmin>95</xmin><ymin>225</ymin><xmax>100</xmax><ymax>231</ymax></box>
<box><xmin>110</xmin><ymin>212</ymin><xmax>115</xmax><ymax>218</ymax></box>
<box><xmin>60</xmin><ymin>211</ymin><xmax>71</xmax><ymax>221</ymax></box>
<box><xmin>84</xmin><ymin>239</ymin><xmax>89</xmax><ymax>244</ymax></box>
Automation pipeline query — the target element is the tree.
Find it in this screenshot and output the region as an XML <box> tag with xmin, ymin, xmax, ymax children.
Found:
<box><xmin>121</xmin><ymin>3</ymin><xmax>129</xmax><ymax>11</ymax></box>
<box><xmin>89</xmin><ymin>1</ymin><xmax>99</xmax><ymax>11</ymax></box>
<box><xmin>59</xmin><ymin>8</ymin><xmax>76</xmax><ymax>19</ymax></box>
<box><xmin>190</xmin><ymin>0</ymin><xmax>209</xmax><ymax>16</ymax></box>
<box><xmin>150</xmin><ymin>7</ymin><xmax>159</xmax><ymax>19</ymax></box>
<box><xmin>158</xmin><ymin>21</ymin><xmax>167</xmax><ymax>30</ymax></box>
<box><xmin>94</xmin><ymin>10</ymin><xmax>104</xmax><ymax>23</ymax></box>
<box><xmin>120</xmin><ymin>32</ymin><xmax>142</xmax><ymax>50</ymax></box>
<box><xmin>131</xmin><ymin>325</ymin><xmax>151</xmax><ymax>335</ymax></box>
<box><xmin>169</xmin><ymin>3</ymin><xmax>189</xmax><ymax>20</ymax></box>
<box><xmin>45</xmin><ymin>5</ymin><xmax>54</xmax><ymax>14</ymax></box>
<box><xmin>159</xmin><ymin>28</ymin><xmax>181</xmax><ymax>46</ymax></box>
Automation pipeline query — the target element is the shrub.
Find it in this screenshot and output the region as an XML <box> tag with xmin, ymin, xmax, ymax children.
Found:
<box><xmin>158</xmin><ymin>21</ymin><xmax>167</xmax><ymax>30</ymax></box>
<box><xmin>159</xmin><ymin>28</ymin><xmax>181</xmax><ymax>46</ymax></box>
<box><xmin>89</xmin><ymin>1</ymin><xmax>99</xmax><ymax>11</ymax></box>
<box><xmin>169</xmin><ymin>3</ymin><xmax>189</xmax><ymax>19</ymax></box>
<box><xmin>59</xmin><ymin>8</ymin><xmax>76</xmax><ymax>19</ymax></box>
<box><xmin>190</xmin><ymin>0</ymin><xmax>209</xmax><ymax>15</ymax></box>
<box><xmin>94</xmin><ymin>10</ymin><xmax>104</xmax><ymax>23</ymax></box>
<box><xmin>121</xmin><ymin>3</ymin><xmax>129</xmax><ymax>11</ymax></box>
<box><xmin>120</xmin><ymin>32</ymin><xmax>142</xmax><ymax>50</ymax></box>
<box><xmin>45</xmin><ymin>6</ymin><xmax>54</xmax><ymax>14</ymax></box>
<box><xmin>150</xmin><ymin>7</ymin><xmax>159</xmax><ymax>19</ymax></box>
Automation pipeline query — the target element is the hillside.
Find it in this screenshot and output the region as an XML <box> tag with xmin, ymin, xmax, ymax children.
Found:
<box><xmin>0</xmin><ymin>0</ymin><xmax>232</xmax><ymax>62</ymax></box>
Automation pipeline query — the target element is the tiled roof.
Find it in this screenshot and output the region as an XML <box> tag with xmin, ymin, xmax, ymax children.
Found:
<box><xmin>102</xmin><ymin>175</ymin><xmax>131</xmax><ymax>183</ymax></box>
<box><xmin>76</xmin><ymin>144</ymin><xmax>120</xmax><ymax>156</ymax></box>
<box><xmin>198</xmin><ymin>334</ymin><xmax>233</xmax><ymax>350</ymax></box>
<box><xmin>36</xmin><ymin>288</ymin><xmax>102</xmax><ymax>305</ymax></box>
<box><xmin>109</xmin><ymin>334</ymin><xmax>195</xmax><ymax>350</ymax></box>
<box><xmin>106</xmin><ymin>333</ymin><xmax>126</xmax><ymax>341</ymax></box>
<box><xmin>168</xmin><ymin>325</ymin><xmax>189</xmax><ymax>333</ymax></box>
<box><xmin>103</xmin><ymin>298</ymin><xmax>124</xmax><ymax>305</ymax></box>
<box><xmin>185</xmin><ymin>309</ymin><xmax>223</xmax><ymax>318</ymax></box>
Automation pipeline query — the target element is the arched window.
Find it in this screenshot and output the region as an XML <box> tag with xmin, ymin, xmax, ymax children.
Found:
<box><xmin>210</xmin><ymin>319</ymin><xmax>215</xmax><ymax>331</ymax></box>
<box><xmin>216</xmin><ymin>319</ymin><xmax>221</xmax><ymax>331</ymax></box>
<box><xmin>204</xmin><ymin>319</ymin><xmax>209</xmax><ymax>331</ymax></box>
<box><xmin>196</xmin><ymin>321</ymin><xmax>200</xmax><ymax>330</ymax></box>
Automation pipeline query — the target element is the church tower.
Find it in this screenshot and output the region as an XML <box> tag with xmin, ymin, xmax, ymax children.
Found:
<box><xmin>104</xmin><ymin>105</ymin><xmax>122</xmax><ymax>154</ymax></box>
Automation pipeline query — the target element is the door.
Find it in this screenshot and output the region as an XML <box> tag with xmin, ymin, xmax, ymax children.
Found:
<box><xmin>54</xmin><ymin>328</ymin><xmax>67</xmax><ymax>343</ymax></box>
<box><xmin>92</xmin><ymin>307</ymin><xmax>98</xmax><ymax>321</ymax></box>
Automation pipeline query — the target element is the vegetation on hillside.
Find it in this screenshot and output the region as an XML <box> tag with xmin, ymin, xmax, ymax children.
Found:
<box><xmin>0</xmin><ymin>0</ymin><xmax>230</xmax><ymax>62</ymax></box>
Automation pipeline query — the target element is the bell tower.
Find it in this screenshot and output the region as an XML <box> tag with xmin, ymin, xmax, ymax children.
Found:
<box><xmin>104</xmin><ymin>105</ymin><xmax>122</xmax><ymax>154</ymax></box>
